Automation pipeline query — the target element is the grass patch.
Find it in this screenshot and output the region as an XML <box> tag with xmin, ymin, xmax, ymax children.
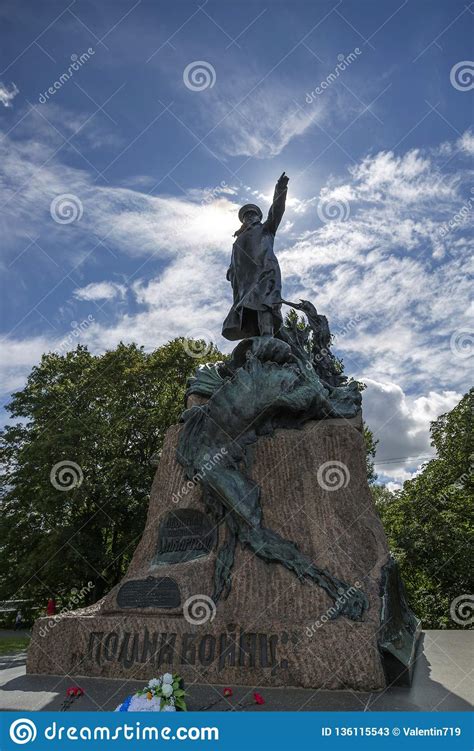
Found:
<box><xmin>0</xmin><ymin>636</ymin><xmax>30</xmax><ymax>655</ymax></box>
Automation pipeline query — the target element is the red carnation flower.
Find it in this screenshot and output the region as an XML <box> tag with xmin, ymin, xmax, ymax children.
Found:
<box><xmin>223</xmin><ymin>687</ymin><xmax>233</xmax><ymax>697</ymax></box>
<box><xmin>66</xmin><ymin>686</ymin><xmax>84</xmax><ymax>697</ymax></box>
<box><xmin>253</xmin><ymin>692</ymin><xmax>265</xmax><ymax>705</ymax></box>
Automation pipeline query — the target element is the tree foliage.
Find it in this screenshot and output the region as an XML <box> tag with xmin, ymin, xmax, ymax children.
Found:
<box><xmin>0</xmin><ymin>340</ymin><xmax>222</xmax><ymax>610</ymax></box>
<box><xmin>374</xmin><ymin>390</ymin><xmax>473</xmax><ymax>628</ymax></box>
<box><xmin>363</xmin><ymin>424</ymin><xmax>378</xmax><ymax>484</ymax></box>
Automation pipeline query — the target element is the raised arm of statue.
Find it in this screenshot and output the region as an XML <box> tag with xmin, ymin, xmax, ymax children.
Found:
<box><xmin>265</xmin><ymin>172</ymin><xmax>289</xmax><ymax>234</ymax></box>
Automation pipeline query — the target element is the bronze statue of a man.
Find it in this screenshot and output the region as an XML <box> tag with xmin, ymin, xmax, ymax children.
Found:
<box><xmin>222</xmin><ymin>172</ymin><xmax>289</xmax><ymax>340</ymax></box>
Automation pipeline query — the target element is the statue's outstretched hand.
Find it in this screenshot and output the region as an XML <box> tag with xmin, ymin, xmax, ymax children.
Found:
<box><xmin>276</xmin><ymin>171</ymin><xmax>289</xmax><ymax>188</ymax></box>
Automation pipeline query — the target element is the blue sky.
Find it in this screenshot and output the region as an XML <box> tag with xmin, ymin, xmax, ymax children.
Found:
<box><xmin>0</xmin><ymin>0</ymin><xmax>472</xmax><ymax>486</ymax></box>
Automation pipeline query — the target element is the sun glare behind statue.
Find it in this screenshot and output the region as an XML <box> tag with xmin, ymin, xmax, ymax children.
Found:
<box><xmin>252</xmin><ymin>172</ymin><xmax>317</xmax><ymax>220</ymax></box>
<box><xmin>201</xmin><ymin>200</ymin><xmax>239</xmax><ymax>241</ymax></box>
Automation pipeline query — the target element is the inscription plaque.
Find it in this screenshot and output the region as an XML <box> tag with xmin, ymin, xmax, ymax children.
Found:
<box><xmin>87</xmin><ymin>627</ymin><xmax>294</xmax><ymax>672</ymax></box>
<box><xmin>154</xmin><ymin>509</ymin><xmax>216</xmax><ymax>564</ymax></box>
<box><xmin>117</xmin><ymin>576</ymin><xmax>180</xmax><ymax>609</ymax></box>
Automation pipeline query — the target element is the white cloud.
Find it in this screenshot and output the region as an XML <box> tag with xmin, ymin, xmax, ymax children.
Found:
<box><xmin>277</xmin><ymin>135</ymin><xmax>473</xmax><ymax>395</ymax></box>
<box><xmin>362</xmin><ymin>379</ymin><xmax>461</xmax><ymax>486</ymax></box>
<box><xmin>73</xmin><ymin>281</ymin><xmax>126</xmax><ymax>301</ymax></box>
<box><xmin>0</xmin><ymin>335</ymin><xmax>52</xmax><ymax>393</ymax></box>
<box><xmin>188</xmin><ymin>76</ymin><xmax>327</xmax><ymax>158</ymax></box>
<box><xmin>457</xmin><ymin>130</ymin><xmax>474</xmax><ymax>156</ymax></box>
<box><xmin>0</xmin><ymin>119</ymin><xmax>471</xmax><ymax>492</ymax></box>
<box><xmin>91</xmin><ymin>190</ymin><xmax>237</xmax><ymax>258</ymax></box>
<box><xmin>279</xmin><ymin>143</ymin><xmax>472</xmax><ymax>279</ymax></box>
<box><xmin>0</xmin><ymin>122</ymin><xmax>239</xmax><ymax>264</ymax></box>
<box><xmin>0</xmin><ymin>82</ymin><xmax>19</xmax><ymax>108</ymax></box>
<box><xmin>217</xmin><ymin>95</ymin><xmax>320</xmax><ymax>158</ymax></box>
<box><xmin>437</xmin><ymin>129</ymin><xmax>474</xmax><ymax>158</ymax></box>
<box><xmin>88</xmin><ymin>252</ymin><xmax>228</xmax><ymax>354</ymax></box>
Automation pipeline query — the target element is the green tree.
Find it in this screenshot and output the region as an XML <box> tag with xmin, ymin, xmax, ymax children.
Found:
<box><xmin>0</xmin><ymin>339</ymin><xmax>222</xmax><ymax>612</ymax></box>
<box><xmin>363</xmin><ymin>424</ymin><xmax>378</xmax><ymax>484</ymax></box>
<box><xmin>375</xmin><ymin>390</ymin><xmax>473</xmax><ymax>628</ymax></box>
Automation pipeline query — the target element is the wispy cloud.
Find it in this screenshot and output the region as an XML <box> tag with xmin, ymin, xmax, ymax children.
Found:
<box><xmin>0</xmin><ymin>81</ymin><xmax>19</xmax><ymax>108</ymax></box>
<box><xmin>73</xmin><ymin>281</ymin><xmax>126</xmax><ymax>301</ymax></box>
<box><xmin>177</xmin><ymin>65</ymin><xmax>329</xmax><ymax>159</ymax></box>
<box><xmin>213</xmin><ymin>88</ymin><xmax>323</xmax><ymax>158</ymax></box>
<box><xmin>276</xmin><ymin>145</ymin><xmax>472</xmax><ymax>405</ymax></box>
<box><xmin>0</xmin><ymin>115</ymin><xmax>239</xmax><ymax>263</ymax></box>
<box><xmin>0</xmin><ymin>121</ymin><xmax>471</xmax><ymax>483</ymax></box>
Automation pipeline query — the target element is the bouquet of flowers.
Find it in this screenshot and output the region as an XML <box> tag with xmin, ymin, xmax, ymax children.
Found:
<box><xmin>115</xmin><ymin>673</ymin><xmax>186</xmax><ymax>712</ymax></box>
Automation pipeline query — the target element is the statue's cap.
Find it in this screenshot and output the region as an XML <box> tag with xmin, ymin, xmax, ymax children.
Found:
<box><xmin>238</xmin><ymin>203</ymin><xmax>263</xmax><ymax>222</ymax></box>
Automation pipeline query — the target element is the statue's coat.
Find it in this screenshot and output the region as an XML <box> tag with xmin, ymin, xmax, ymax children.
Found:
<box><xmin>222</xmin><ymin>185</ymin><xmax>287</xmax><ymax>340</ymax></box>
